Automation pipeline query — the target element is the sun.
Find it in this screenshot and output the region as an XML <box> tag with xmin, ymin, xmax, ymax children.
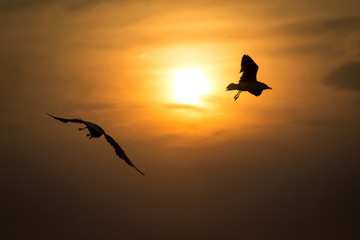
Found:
<box><xmin>172</xmin><ymin>68</ymin><xmax>210</xmax><ymax>104</ymax></box>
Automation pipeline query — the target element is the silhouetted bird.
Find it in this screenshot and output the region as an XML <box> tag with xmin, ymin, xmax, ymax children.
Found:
<box><xmin>47</xmin><ymin>113</ymin><xmax>144</xmax><ymax>176</ymax></box>
<box><xmin>226</xmin><ymin>55</ymin><xmax>271</xmax><ymax>100</ymax></box>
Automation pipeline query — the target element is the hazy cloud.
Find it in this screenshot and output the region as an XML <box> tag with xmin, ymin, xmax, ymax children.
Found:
<box><xmin>53</xmin><ymin>102</ymin><xmax>117</xmax><ymax>113</ymax></box>
<box><xmin>280</xmin><ymin>16</ymin><xmax>360</xmax><ymax>35</ymax></box>
<box><xmin>0</xmin><ymin>0</ymin><xmax>110</xmax><ymax>11</ymax></box>
<box><xmin>1</xmin><ymin>1</ymin><xmax>360</xmax><ymax>239</ymax></box>
<box><xmin>163</xmin><ymin>103</ymin><xmax>204</xmax><ymax>111</ymax></box>
<box><xmin>272</xmin><ymin>15</ymin><xmax>360</xmax><ymax>58</ymax></box>
<box><xmin>0</xmin><ymin>0</ymin><xmax>50</xmax><ymax>10</ymax></box>
<box><xmin>277</xmin><ymin>42</ymin><xmax>343</xmax><ymax>57</ymax></box>
<box><xmin>323</xmin><ymin>62</ymin><xmax>360</xmax><ymax>92</ymax></box>
<box><xmin>137</xmin><ymin>52</ymin><xmax>153</xmax><ymax>59</ymax></box>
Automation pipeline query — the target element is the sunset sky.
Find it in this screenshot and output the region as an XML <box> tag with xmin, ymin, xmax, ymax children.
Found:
<box><xmin>1</xmin><ymin>0</ymin><xmax>360</xmax><ymax>239</ymax></box>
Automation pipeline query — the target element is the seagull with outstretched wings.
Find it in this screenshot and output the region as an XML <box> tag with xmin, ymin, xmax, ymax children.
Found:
<box><xmin>47</xmin><ymin>113</ymin><xmax>144</xmax><ymax>176</ymax></box>
<box><xmin>226</xmin><ymin>55</ymin><xmax>272</xmax><ymax>100</ymax></box>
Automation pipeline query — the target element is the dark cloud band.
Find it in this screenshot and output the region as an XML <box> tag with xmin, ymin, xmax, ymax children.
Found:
<box><xmin>323</xmin><ymin>62</ymin><xmax>360</xmax><ymax>92</ymax></box>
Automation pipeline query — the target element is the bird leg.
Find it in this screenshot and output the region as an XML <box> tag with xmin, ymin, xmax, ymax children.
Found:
<box><xmin>234</xmin><ymin>90</ymin><xmax>242</xmax><ymax>100</ymax></box>
<box><xmin>79</xmin><ymin>127</ymin><xmax>87</xmax><ymax>131</ymax></box>
<box><xmin>86</xmin><ymin>134</ymin><xmax>93</xmax><ymax>139</ymax></box>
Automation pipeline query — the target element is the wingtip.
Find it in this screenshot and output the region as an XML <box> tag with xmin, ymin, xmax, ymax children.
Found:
<box><xmin>134</xmin><ymin>166</ymin><xmax>145</xmax><ymax>176</ymax></box>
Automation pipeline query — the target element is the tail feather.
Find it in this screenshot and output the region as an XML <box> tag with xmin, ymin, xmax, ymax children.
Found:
<box><xmin>226</xmin><ymin>83</ymin><xmax>238</xmax><ymax>91</ymax></box>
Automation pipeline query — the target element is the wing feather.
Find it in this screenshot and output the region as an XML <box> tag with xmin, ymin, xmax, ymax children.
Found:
<box><xmin>104</xmin><ymin>133</ymin><xmax>145</xmax><ymax>176</ymax></box>
<box><xmin>239</xmin><ymin>55</ymin><xmax>258</xmax><ymax>82</ymax></box>
<box><xmin>47</xmin><ymin>113</ymin><xmax>85</xmax><ymax>124</ymax></box>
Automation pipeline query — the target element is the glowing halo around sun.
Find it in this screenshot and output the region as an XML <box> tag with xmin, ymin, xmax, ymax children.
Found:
<box><xmin>172</xmin><ymin>68</ymin><xmax>210</xmax><ymax>104</ymax></box>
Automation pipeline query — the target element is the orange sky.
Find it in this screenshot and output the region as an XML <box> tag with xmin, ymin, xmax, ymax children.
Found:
<box><xmin>1</xmin><ymin>0</ymin><xmax>360</xmax><ymax>239</ymax></box>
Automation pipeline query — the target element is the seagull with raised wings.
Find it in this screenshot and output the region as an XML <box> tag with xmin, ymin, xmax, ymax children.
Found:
<box><xmin>226</xmin><ymin>55</ymin><xmax>271</xmax><ymax>100</ymax></box>
<box><xmin>47</xmin><ymin>113</ymin><xmax>144</xmax><ymax>176</ymax></box>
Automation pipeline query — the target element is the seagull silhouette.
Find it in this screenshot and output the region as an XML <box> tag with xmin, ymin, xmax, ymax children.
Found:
<box><xmin>47</xmin><ymin>113</ymin><xmax>144</xmax><ymax>176</ymax></box>
<box><xmin>226</xmin><ymin>55</ymin><xmax>272</xmax><ymax>100</ymax></box>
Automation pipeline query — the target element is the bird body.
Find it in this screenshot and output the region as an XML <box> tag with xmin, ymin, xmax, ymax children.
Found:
<box><xmin>83</xmin><ymin>121</ymin><xmax>105</xmax><ymax>138</ymax></box>
<box><xmin>226</xmin><ymin>55</ymin><xmax>271</xmax><ymax>100</ymax></box>
<box><xmin>47</xmin><ymin>113</ymin><xmax>144</xmax><ymax>176</ymax></box>
<box><xmin>227</xmin><ymin>81</ymin><xmax>269</xmax><ymax>92</ymax></box>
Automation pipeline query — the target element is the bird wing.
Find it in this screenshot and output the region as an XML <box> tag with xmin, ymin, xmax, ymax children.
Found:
<box><xmin>239</xmin><ymin>55</ymin><xmax>258</xmax><ymax>82</ymax></box>
<box><xmin>104</xmin><ymin>133</ymin><xmax>145</xmax><ymax>176</ymax></box>
<box><xmin>47</xmin><ymin>113</ymin><xmax>85</xmax><ymax>124</ymax></box>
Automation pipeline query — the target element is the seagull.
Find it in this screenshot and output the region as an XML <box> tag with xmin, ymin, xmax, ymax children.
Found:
<box><xmin>47</xmin><ymin>113</ymin><xmax>144</xmax><ymax>176</ymax></box>
<box><xmin>226</xmin><ymin>54</ymin><xmax>272</xmax><ymax>100</ymax></box>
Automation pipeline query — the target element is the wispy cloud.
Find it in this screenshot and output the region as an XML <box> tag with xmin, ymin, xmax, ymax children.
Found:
<box><xmin>323</xmin><ymin>62</ymin><xmax>360</xmax><ymax>92</ymax></box>
<box><xmin>163</xmin><ymin>103</ymin><xmax>204</xmax><ymax>111</ymax></box>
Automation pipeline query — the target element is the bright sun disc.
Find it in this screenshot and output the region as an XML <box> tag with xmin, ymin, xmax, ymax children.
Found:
<box><xmin>172</xmin><ymin>68</ymin><xmax>210</xmax><ymax>104</ymax></box>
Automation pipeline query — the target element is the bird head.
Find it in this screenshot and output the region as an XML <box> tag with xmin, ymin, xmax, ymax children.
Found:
<box><xmin>263</xmin><ymin>84</ymin><xmax>272</xmax><ymax>90</ymax></box>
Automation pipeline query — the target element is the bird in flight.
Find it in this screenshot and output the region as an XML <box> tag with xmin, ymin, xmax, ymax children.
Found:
<box><xmin>47</xmin><ymin>113</ymin><xmax>144</xmax><ymax>176</ymax></box>
<box><xmin>226</xmin><ymin>55</ymin><xmax>272</xmax><ymax>100</ymax></box>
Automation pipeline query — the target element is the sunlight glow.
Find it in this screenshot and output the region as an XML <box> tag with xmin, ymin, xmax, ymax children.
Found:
<box><xmin>172</xmin><ymin>68</ymin><xmax>210</xmax><ymax>104</ymax></box>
